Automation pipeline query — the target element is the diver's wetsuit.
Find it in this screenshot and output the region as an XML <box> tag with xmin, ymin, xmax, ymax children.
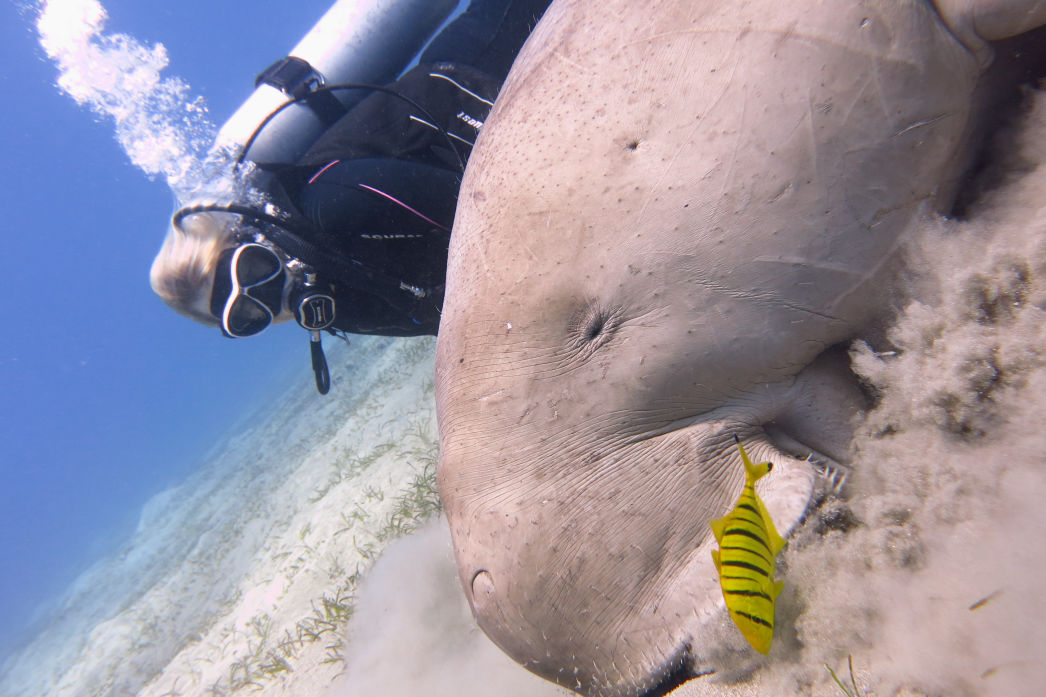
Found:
<box><xmin>262</xmin><ymin>0</ymin><xmax>551</xmax><ymax>337</ymax></box>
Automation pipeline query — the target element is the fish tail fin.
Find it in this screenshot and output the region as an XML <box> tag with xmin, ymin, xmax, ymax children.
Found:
<box><xmin>733</xmin><ymin>434</ymin><xmax>772</xmax><ymax>483</ymax></box>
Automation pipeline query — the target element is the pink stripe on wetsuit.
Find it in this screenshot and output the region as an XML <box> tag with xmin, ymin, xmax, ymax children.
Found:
<box><xmin>308</xmin><ymin>160</ymin><xmax>451</xmax><ymax>233</ymax></box>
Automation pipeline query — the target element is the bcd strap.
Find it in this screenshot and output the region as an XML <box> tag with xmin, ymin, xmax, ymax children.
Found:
<box><xmin>256</xmin><ymin>56</ymin><xmax>347</xmax><ymax>128</ymax></box>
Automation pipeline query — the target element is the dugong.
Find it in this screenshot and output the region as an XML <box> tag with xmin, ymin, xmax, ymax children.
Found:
<box><xmin>434</xmin><ymin>1</ymin><xmax>1046</xmax><ymax>695</ymax></box>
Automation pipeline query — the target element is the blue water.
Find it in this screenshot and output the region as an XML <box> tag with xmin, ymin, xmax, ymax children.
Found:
<box><xmin>0</xmin><ymin>0</ymin><xmax>341</xmax><ymax>661</ymax></box>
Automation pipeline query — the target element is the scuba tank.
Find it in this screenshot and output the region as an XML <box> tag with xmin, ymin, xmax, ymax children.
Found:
<box><xmin>187</xmin><ymin>0</ymin><xmax>461</xmax><ymax>394</ymax></box>
<box><xmin>216</xmin><ymin>0</ymin><xmax>460</xmax><ymax>164</ymax></box>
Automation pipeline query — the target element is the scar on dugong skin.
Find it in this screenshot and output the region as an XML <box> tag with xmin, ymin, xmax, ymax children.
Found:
<box><xmin>434</xmin><ymin>1</ymin><xmax>1046</xmax><ymax>696</ymax></box>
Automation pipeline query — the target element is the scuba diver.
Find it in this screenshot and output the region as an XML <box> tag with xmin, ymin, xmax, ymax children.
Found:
<box><xmin>150</xmin><ymin>0</ymin><xmax>551</xmax><ymax>392</ymax></box>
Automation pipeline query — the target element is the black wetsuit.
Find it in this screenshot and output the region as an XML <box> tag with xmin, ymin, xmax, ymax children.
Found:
<box><xmin>264</xmin><ymin>0</ymin><xmax>551</xmax><ymax>337</ymax></box>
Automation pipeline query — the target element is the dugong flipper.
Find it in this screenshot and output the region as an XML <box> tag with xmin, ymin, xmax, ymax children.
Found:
<box><xmin>435</xmin><ymin>1</ymin><xmax>1046</xmax><ymax>695</ymax></box>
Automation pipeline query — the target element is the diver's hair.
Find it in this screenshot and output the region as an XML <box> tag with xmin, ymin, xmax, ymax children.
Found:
<box><xmin>150</xmin><ymin>211</ymin><xmax>234</xmax><ymax>327</ymax></box>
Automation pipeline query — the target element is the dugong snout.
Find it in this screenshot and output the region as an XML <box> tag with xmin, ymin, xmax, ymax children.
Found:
<box><xmin>440</xmin><ymin>413</ymin><xmax>816</xmax><ymax>695</ymax></box>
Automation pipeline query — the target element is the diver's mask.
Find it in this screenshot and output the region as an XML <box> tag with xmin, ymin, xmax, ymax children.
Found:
<box><xmin>210</xmin><ymin>241</ymin><xmax>337</xmax><ymax>394</ymax></box>
<box><xmin>210</xmin><ymin>243</ymin><xmax>287</xmax><ymax>338</ymax></box>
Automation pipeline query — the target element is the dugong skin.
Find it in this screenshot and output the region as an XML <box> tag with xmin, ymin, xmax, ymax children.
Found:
<box><xmin>435</xmin><ymin>1</ymin><xmax>1045</xmax><ymax>696</ymax></box>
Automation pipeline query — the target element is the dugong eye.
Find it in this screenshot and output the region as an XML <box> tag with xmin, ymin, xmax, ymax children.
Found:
<box><xmin>569</xmin><ymin>302</ymin><xmax>622</xmax><ymax>355</ymax></box>
<box><xmin>583</xmin><ymin>313</ymin><xmax>607</xmax><ymax>341</ymax></box>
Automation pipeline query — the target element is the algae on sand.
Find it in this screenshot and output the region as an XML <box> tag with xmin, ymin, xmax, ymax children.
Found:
<box><xmin>0</xmin><ymin>336</ymin><xmax>443</xmax><ymax>697</ymax></box>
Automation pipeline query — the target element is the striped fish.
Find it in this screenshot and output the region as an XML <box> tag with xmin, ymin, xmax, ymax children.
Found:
<box><xmin>709</xmin><ymin>435</ymin><xmax>786</xmax><ymax>654</ymax></box>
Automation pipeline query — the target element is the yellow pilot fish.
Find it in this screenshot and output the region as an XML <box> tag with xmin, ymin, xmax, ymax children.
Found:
<box><xmin>710</xmin><ymin>435</ymin><xmax>786</xmax><ymax>654</ymax></box>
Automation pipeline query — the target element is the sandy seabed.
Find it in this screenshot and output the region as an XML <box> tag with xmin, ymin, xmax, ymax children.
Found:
<box><xmin>3</xmin><ymin>92</ymin><xmax>1046</xmax><ymax>697</ymax></box>
<box><xmin>0</xmin><ymin>335</ymin><xmax>453</xmax><ymax>697</ymax></box>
